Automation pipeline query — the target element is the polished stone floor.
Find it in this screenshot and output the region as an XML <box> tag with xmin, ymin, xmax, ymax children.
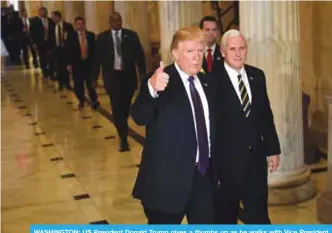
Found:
<box><xmin>1</xmin><ymin>65</ymin><xmax>328</xmax><ymax>231</ymax></box>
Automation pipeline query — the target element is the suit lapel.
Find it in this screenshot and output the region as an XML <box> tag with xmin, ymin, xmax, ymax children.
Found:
<box><xmin>244</xmin><ymin>65</ymin><xmax>255</xmax><ymax>109</ymax></box>
<box><xmin>168</xmin><ymin>64</ymin><xmax>196</xmax><ymax>134</ymax></box>
<box><xmin>220</xmin><ymin>64</ymin><xmax>243</xmax><ymax>112</ymax></box>
<box><xmin>108</xmin><ymin>30</ymin><xmax>114</xmax><ymax>52</ymax></box>
<box><xmin>198</xmin><ymin>72</ymin><xmax>215</xmax><ymax>146</ymax></box>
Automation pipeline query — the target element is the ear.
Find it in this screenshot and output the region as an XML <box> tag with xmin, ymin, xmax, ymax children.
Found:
<box><xmin>171</xmin><ymin>48</ymin><xmax>179</xmax><ymax>61</ymax></box>
<box><xmin>220</xmin><ymin>47</ymin><xmax>225</xmax><ymax>57</ymax></box>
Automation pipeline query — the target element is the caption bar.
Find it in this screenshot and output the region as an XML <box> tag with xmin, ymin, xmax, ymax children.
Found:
<box><xmin>30</xmin><ymin>225</ymin><xmax>332</xmax><ymax>233</ymax></box>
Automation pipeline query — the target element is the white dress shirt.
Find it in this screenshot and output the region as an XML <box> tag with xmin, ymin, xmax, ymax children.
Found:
<box><xmin>112</xmin><ymin>29</ymin><xmax>122</xmax><ymax>70</ymax></box>
<box><xmin>205</xmin><ymin>43</ymin><xmax>216</xmax><ymax>59</ymax></box>
<box><xmin>224</xmin><ymin>62</ymin><xmax>252</xmax><ymax>104</ymax></box>
<box><xmin>55</xmin><ymin>22</ymin><xmax>63</xmax><ymax>47</ymax></box>
<box><xmin>22</xmin><ymin>17</ymin><xmax>29</xmax><ymax>32</ymax></box>
<box><xmin>148</xmin><ymin>63</ymin><xmax>211</xmax><ymax>162</ymax></box>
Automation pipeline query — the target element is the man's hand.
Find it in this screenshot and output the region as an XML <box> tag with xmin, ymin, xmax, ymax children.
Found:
<box><xmin>149</xmin><ymin>61</ymin><xmax>169</xmax><ymax>92</ymax></box>
<box><xmin>268</xmin><ymin>155</ymin><xmax>280</xmax><ymax>173</ymax></box>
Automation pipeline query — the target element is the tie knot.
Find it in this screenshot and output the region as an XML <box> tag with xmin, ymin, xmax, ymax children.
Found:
<box><xmin>237</xmin><ymin>74</ymin><xmax>242</xmax><ymax>80</ymax></box>
<box><xmin>188</xmin><ymin>76</ymin><xmax>195</xmax><ymax>82</ymax></box>
<box><xmin>207</xmin><ymin>48</ymin><xmax>212</xmax><ymax>53</ymax></box>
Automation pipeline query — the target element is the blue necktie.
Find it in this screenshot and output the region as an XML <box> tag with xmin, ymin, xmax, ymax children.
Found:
<box><xmin>188</xmin><ymin>76</ymin><xmax>209</xmax><ymax>175</ymax></box>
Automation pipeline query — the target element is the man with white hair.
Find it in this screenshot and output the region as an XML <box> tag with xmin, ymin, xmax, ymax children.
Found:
<box><xmin>212</xmin><ymin>29</ymin><xmax>281</xmax><ymax>224</ymax></box>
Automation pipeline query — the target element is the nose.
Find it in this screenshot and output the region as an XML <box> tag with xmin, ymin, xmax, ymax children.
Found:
<box><xmin>235</xmin><ymin>49</ymin><xmax>241</xmax><ymax>57</ymax></box>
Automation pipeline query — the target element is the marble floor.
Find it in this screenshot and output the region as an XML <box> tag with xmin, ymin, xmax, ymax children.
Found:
<box><xmin>0</xmin><ymin>65</ymin><xmax>328</xmax><ymax>231</ymax></box>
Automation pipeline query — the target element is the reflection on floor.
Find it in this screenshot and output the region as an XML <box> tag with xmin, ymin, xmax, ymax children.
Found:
<box><xmin>1</xmin><ymin>66</ymin><xmax>327</xmax><ymax>231</ymax></box>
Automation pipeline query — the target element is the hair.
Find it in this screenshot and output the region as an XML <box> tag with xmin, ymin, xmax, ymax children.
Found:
<box><xmin>39</xmin><ymin>7</ymin><xmax>47</xmax><ymax>13</ymax></box>
<box><xmin>20</xmin><ymin>8</ymin><xmax>27</xmax><ymax>13</ymax></box>
<box><xmin>75</xmin><ymin>16</ymin><xmax>85</xmax><ymax>23</ymax></box>
<box><xmin>170</xmin><ymin>27</ymin><xmax>205</xmax><ymax>51</ymax></box>
<box><xmin>221</xmin><ymin>29</ymin><xmax>246</xmax><ymax>48</ymax></box>
<box><xmin>199</xmin><ymin>16</ymin><xmax>218</xmax><ymax>29</ymax></box>
<box><xmin>52</xmin><ymin>10</ymin><xmax>61</xmax><ymax>19</ymax></box>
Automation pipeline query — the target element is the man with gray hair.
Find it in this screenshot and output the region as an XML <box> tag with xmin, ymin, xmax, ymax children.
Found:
<box><xmin>212</xmin><ymin>29</ymin><xmax>281</xmax><ymax>224</ymax></box>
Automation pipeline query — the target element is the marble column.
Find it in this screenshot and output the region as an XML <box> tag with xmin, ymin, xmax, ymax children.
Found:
<box><xmin>84</xmin><ymin>1</ymin><xmax>113</xmax><ymax>34</ymax></box>
<box><xmin>64</xmin><ymin>1</ymin><xmax>85</xmax><ymax>25</ymax></box>
<box><xmin>317</xmin><ymin>96</ymin><xmax>332</xmax><ymax>223</ymax></box>
<box><xmin>240</xmin><ymin>1</ymin><xmax>316</xmax><ymax>205</ymax></box>
<box><xmin>42</xmin><ymin>1</ymin><xmax>64</xmax><ymax>14</ymax></box>
<box><xmin>123</xmin><ymin>2</ymin><xmax>151</xmax><ymax>72</ymax></box>
<box><xmin>158</xmin><ymin>1</ymin><xmax>202</xmax><ymax>65</ymax></box>
<box><xmin>25</xmin><ymin>0</ymin><xmax>41</xmax><ymax>17</ymax></box>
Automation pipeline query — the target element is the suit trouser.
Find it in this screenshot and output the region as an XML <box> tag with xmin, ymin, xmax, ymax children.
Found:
<box><xmin>72</xmin><ymin>60</ymin><xmax>97</xmax><ymax>104</ymax></box>
<box><xmin>55</xmin><ymin>48</ymin><xmax>70</xmax><ymax>88</ymax></box>
<box><xmin>214</xmin><ymin>155</ymin><xmax>270</xmax><ymax>224</ymax></box>
<box><xmin>37</xmin><ymin>43</ymin><xmax>53</xmax><ymax>78</ymax></box>
<box><xmin>105</xmin><ymin>71</ymin><xmax>134</xmax><ymax>142</ymax></box>
<box><xmin>143</xmin><ymin>167</ymin><xmax>214</xmax><ymax>224</ymax></box>
<box><xmin>22</xmin><ymin>36</ymin><xmax>38</xmax><ymax>68</ymax></box>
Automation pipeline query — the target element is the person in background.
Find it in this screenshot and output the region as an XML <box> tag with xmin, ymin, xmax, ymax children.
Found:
<box><xmin>20</xmin><ymin>8</ymin><xmax>39</xmax><ymax>69</ymax></box>
<box><xmin>51</xmin><ymin>10</ymin><xmax>73</xmax><ymax>91</ymax></box>
<box><xmin>200</xmin><ymin>16</ymin><xmax>222</xmax><ymax>74</ymax></box>
<box><xmin>66</xmin><ymin>16</ymin><xmax>100</xmax><ymax>110</ymax></box>
<box><xmin>92</xmin><ymin>12</ymin><xmax>146</xmax><ymax>152</ymax></box>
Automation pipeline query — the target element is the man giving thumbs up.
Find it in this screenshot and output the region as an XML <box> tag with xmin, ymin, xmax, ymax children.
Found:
<box><xmin>131</xmin><ymin>27</ymin><xmax>216</xmax><ymax>224</ymax></box>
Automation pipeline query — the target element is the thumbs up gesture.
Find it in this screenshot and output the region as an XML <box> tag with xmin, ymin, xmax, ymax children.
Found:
<box><xmin>149</xmin><ymin>61</ymin><xmax>169</xmax><ymax>92</ymax></box>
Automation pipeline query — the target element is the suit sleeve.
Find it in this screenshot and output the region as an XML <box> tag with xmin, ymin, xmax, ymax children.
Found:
<box><xmin>133</xmin><ymin>32</ymin><xmax>146</xmax><ymax>76</ymax></box>
<box><xmin>260</xmin><ymin>71</ymin><xmax>281</xmax><ymax>156</ymax></box>
<box><xmin>89</xmin><ymin>33</ymin><xmax>96</xmax><ymax>60</ymax></box>
<box><xmin>131</xmin><ymin>72</ymin><xmax>158</xmax><ymax>126</ymax></box>
<box><xmin>91</xmin><ymin>33</ymin><xmax>102</xmax><ymax>82</ymax></box>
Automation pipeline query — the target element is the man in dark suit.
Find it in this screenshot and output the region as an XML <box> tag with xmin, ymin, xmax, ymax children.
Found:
<box><xmin>131</xmin><ymin>27</ymin><xmax>215</xmax><ymax>224</ymax></box>
<box><xmin>2</xmin><ymin>5</ymin><xmax>21</xmax><ymax>65</ymax></box>
<box><xmin>66</xmin><ymin>17</ymin><xmax>99</xmax><ymax>109</ymax></box>
<box><xmin>30</xmin><ymin>7</ymin><xmax>55</xmax><ymax>79</ymax></box>
<box><xmin>200</xmin><ymin>16</ymin><xmax>222</xmax><ymax>74</ymax></box>
<box><xmin>51</xmin><ymin>11</ymin><xmax>73</xmax><ymax>90</ymax></box>
<box><xmin>20</xmin><ymin>8</ymin><xmax>39</xmax><ymax>69</ymax></box>
<box><xmin>92</xmin><ymin>12</ymin><xmax>146</xmax><ymax>152</ymax></box>
<box><xmin>212</xmin><ymin>29</ymin><xmax>281</xmax><ymax>224</ymax></box>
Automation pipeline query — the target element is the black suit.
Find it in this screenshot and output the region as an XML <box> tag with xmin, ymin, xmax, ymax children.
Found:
<box><xmin>30</xmin><ymin>16</ymin><xmax>55</xmax><ymax>78</ymax></box>
<box><xmin>212</xmin><ymin>63</ymin><xmax>281</xmax><ymax>224</ymax></box>
<box><xmin>2</xmin><ymin>11</ymin><xmax>21</xmax><ymax>64</ymax></box>
<box><xmin>53</xmin><ymin>21</ymin><xmax>74</xmax><ymax>89</ymax></box>
<box><xmin>92</xmin><ymin>28</ymin><xmax>146</xmax><ymax>144</ymax></box>
<box><xmin>131</xmin><ymin>64</ymin><xmax>215</xmax><ymax>224</ymax></box>
<box><xmin>20</xmin><ymin>17</ymin><xmax>38</xmax><ymax>68</ymax></box>
<box><xmin>66</xmin><ymin>30</ymin><xmax>98</xmax><ymax>104</ymax></box>
<box><xmin>202</xmin><ymin>44</ymin><xmax>223</xmax><ymax>74</ymax></box>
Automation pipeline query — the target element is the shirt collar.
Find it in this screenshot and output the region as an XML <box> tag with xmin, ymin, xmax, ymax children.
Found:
<box><xmin>174</xmin><ymin>62</ymin><xmax>198</xmax><ymax>83</ymax></box>
<box><xmin>112</xmin><ymin>29</ymin><xmax>122</xmax><ymax>36</ymax></box>
<box><xmin>224</xmin><ymin>61</ymin><xmax>245</xmax><ymax>77</ymax></box>
<box><xmin>205</xmin><ymin>43</ymin><xmax>216</xmax><ymax>53</ymax></box>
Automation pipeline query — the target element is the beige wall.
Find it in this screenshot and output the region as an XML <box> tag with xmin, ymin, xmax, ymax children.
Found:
<box><xmin>300</xmin><ymin>2</ymin><xmax>332</xmax><ymax>134</ymax></box>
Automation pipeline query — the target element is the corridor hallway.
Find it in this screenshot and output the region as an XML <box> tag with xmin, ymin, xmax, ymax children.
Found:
<box><xmin>1</xmin><ymin>67</ymin><xmax>327</xmax><ymax>231</ymax></box>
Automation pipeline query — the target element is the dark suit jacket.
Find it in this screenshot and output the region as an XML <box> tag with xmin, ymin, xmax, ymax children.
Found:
<box><xmin>66</xmin><ymin>30</ymin><xmax>95</xmax><ymax>71</ymax></box>
<box><xmin>29</xmin><ymin>16</ymin><xmax>55</xmax><ymax>49</ymax></box>
<box><xmin>53</xmin><ymin>21</ymin><xmax>74</xmax><ymax>50</ymax></box>
<box><xmin>131</xmin><ymin>64</ymin><xmax>215</xmax><ymax>214</ymax></box>
<box><xmin>202</xmin><ymin>44</ymin><xmax>223</xmax><ymax>74</ymax></box>
<box><xmin>211</xmin><ymin>64</ymin><xmax>281</xmax><ymax>188</ymax></box>
<box><xmin>92</xmin><ymin>28</ymin><xmax>146</xmax><ymax>92</ymax></box>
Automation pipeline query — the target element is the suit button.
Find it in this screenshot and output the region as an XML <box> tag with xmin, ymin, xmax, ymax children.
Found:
<box><xmin>249</xmin><ymin>146</ymin><xmax>252</xmax><ymax>151</ymax></box>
